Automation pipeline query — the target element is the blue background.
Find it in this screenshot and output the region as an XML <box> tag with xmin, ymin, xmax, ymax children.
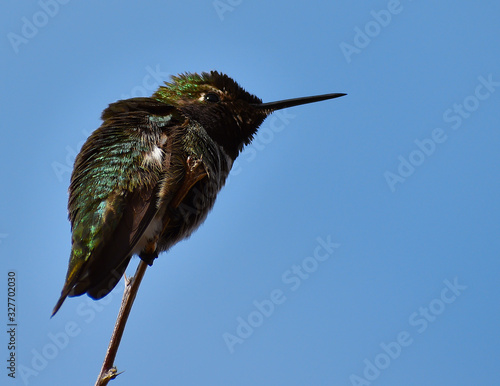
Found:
<box><xmin>1</xmin><ymin>1</ymin><xmax>499</xmax><ymax>385</ymax></box>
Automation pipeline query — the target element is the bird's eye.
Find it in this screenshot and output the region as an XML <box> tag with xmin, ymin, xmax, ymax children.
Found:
<box><xmin>204</xmin><ymin>92</ymin><xmax>220</xmax><ymax>103</ymax></box>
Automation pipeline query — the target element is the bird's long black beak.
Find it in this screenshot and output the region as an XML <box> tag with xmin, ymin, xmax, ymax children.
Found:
<box><xmin>253</xmin><ymin>93</ymin><xmax>346</xmax><ymax>112</ymax></box>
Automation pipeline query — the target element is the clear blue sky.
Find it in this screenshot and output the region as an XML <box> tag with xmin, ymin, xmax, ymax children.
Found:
<box><xmin>1</xmin><ymin>1</ymin><xmax>499</xmax><ymax>385</ymax></box>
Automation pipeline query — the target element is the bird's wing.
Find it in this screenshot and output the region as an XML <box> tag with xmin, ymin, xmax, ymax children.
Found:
<box><xmin>52</xmin><ymin>98</ymin><xmax>182</xmax><ymax>315</ymax></box>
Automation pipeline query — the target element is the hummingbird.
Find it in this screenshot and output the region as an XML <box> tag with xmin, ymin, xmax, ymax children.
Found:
<box><xmin>52</xmin><ymin>71</ymin><xmax>345</xmax><ymax>315</ymax></box>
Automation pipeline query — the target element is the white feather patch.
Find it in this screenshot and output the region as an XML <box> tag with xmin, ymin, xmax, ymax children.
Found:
<box><xmin>142</xmin><ymin>146</ymin><xmax>163</xmax><ymax>167</ymax></box>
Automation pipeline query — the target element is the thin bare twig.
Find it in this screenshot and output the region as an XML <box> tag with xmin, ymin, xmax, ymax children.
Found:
<box><xmin>95</xmin><ymin>260</ymin><xmax>148</xmax><ymax>386</ymax></box>
<box><xmin>94</xmin><ymin>156</ymin><xmax>206</xmax><ymax>385</ymax></box>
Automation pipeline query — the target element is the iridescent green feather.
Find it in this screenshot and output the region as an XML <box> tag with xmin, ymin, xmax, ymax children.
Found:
<box><xmin>64</xmin><ymin>125</ymin><xmax>162</xmax><ymax>288</ymax></box>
